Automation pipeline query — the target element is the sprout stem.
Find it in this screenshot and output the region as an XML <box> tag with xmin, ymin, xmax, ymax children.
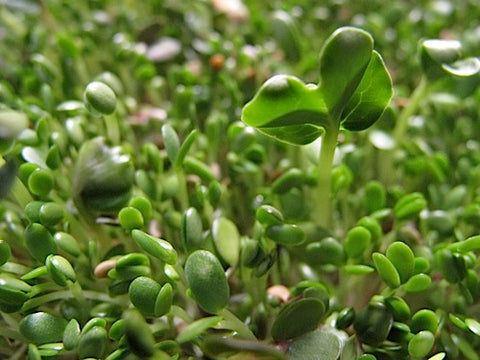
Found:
<box><xmin>104</xmin><ymin>114</ymin><xmax>120</xmax><ymax>145</ymax></box>
<box><xmin>21</xmin><ymin>289</ymin><xmax>126</xmax><ymax>312</ymax></box>
<box><xmin>393</xmin><ymin>77</ymin><xmax>429</xmax><ymax>144</ymax></box>
<box><xmin>9</xmin><ymin>177</ymin><xmax>33</xmax><ymax>210</ymax></box>
<box><xmin>315</xmin><ymin>127</ymin><xmax>339</xmax><ymax>229</ymax></box>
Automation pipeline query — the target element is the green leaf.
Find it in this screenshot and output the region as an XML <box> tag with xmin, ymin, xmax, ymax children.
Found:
<box><xmin>437</xmin><ymin>249</ymin><xmax>467</xmax><ymax>283</ymax></box>
<box><xmin>128</xmin><ymin>276</ymin><xmax>162</xmax><ymax>317</ymax></box>
<box><xmin>176</xmin><ymin>316</ymin><xmax>223</xmax><ymax>344</ymax></box>
<box><xmin>185</xmin><ymin>250</ymin><xmax>229</xmax><ymax>314</ymax></box>
<box><xmin>287</xmin><ymin>328</ymin><xmax>342</xmax><ymax>360</ymax></box>
<box><xmin>408</xmin><ymin>330</ymin><xmax>435</xmax><ymax>358</ymax></box>
<box><xmin>256</xmin><ymin>205</ymin><xmax>284</xmax><ymax>226</ymax></box>
<box><xmin>465</xmin><ymin>318</ymin><xmax>480</xmax><ymax>336</ymax></box>
<box><xmin>83</xmin><ymin>81</ymin><xmax>117</xmax><ymax>116</ymax></box>
<box><xmin>411</xmin><ymin>309</ymin><xmax>438</xmax><ymax>334</ymax></box>
<box><xmin>181</xmin><ymin>207</ymin><xmax>204</xmax><ymax>252</ymax></box>
<box><xmin>266</xmin><ymin>224</ymin><xmax>305</xmax><ymax>246</ymax></box>
<box><xmin>419</xmin><ymin>39</ymin><xmax>480</xmax><ymax>81</ymax></box>
<box><xmin>0</xmin><ymin>239</ymin><xmax>12</xmax><ymax>266</ymax></box>
<box><xmin>242</xmin><ymin>27</ymin><xmax>392</xmax><ymax>146</ymax></box>
<box><xmin>271</xmin><ymin>10</ymin><xmax>302</xmax><ymax>62</ymax></box>
<box><xmin>372</xmin><ymin>252</ymin><xmax>401</xmax><ymax>288</ymax></box>
<box><xmin>0</xmin><ymin>109</ymin><xmax>29</xmax><ymax>143</ymax></box>
<box><xmin>123</xmin><ymin>309</ymin><xmax>155</xmax><ymax>358</ymax></box>
<box><xmin>212</xmin><ymin>217</ymin><xmax>240</xmax><ymax>267</ymax></box>
<box><xmin>241</xmin><ymin>75</ymin><xmax>328</xmax><ymax>145</ymax></box>
<box><xmin>386</xmin><ymin>242</ymin><xmax>415</xmax><ymax>283</ymax></box>
<box><xmin>353</xmin><ymin>302</ymin><xmax>393</xmax><ymax>346</ymax></box>
<box><xmin>19</xmin><ymin>312</ymin><xmax>68</xmax><ymax>345</ymax></box>
<box><xmin>340</xmin><ymin>335</ymin><xmax>358</xmax><ymax>360</ymax></box>
<box><xmin>319</xmin><ymin>27</ymin><xmax>373</xmax><ymax>117</ymax></box>
<box><xmin>25</xmin><ymin>223</ymin><xmax>57</xmax><ymax>263</ymax></box>
<box><xmin>155</xmin><ymin>283</ymin><xmax>173</xmax><ymax>317</ymax></box>
<box><xmin>131</xmin><ymin>229</ymin><xmax>178</xmax><ymax>265</ymax></box>
<box><xmin>455</xmin><ymin>235</ymin><xmax>480</xmax><ymax>253</ymax></box>
<box><xmin>271</xmin><ymin>298</ymin><xmax>325</xmax><ymax>340</ymax></box>
<box><xmin>343</xmin><ymin>264</ymin><xmax>375</xmax><ymax>275</ymax></box>
<box><xmin>384</xmin><ymin>296</ymin><xmax>411</xmax><ymax>322</ymax></box>
<box><xmin>344</xmin><ymin>226</ymin><xmax>371</xmax><ymax>258</ymax></box>
<box><xmin>45</xmin><ymin>255</ymin><xmax>76</xmax><ymax>287</ymax></box>
<box><xmin>420</xmin><ymin>39</ymin><xmax>462</xmax><ymax>81</ymax></box>
<box><xmin>78</xmin><ymin>326</ymin><xmax>108</xmax><ymax>359</ymax></box>
<box><xmin>341</xmin><ymin>51</ymin><xmax>393</xmax><ymax>131</ymax></box>
<box><xmin>63</xmin><ymin>319</ymin><xmax>80</xmax><ymax>351</ymax></box>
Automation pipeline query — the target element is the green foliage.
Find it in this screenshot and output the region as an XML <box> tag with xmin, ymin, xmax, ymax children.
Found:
<box><xmin>185</xmin><ymin>250</ymin><xmax>229</xmax><ymax>314</ymax></box>
<box><xmin>1</xmin><ymin>1</ymin><xmax>480</xmax><ymax>359</ymax></box>
<box><xmin>242</xmin><ymin>27</ymin><xmax>392</xmax><ymax>145</ymax></box>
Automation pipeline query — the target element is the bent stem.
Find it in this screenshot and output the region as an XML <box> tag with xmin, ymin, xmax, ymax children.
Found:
<box><xmin>315</xmin><ymin>126</ymin><xmax>339</xmax><ymax>229</ymax></box>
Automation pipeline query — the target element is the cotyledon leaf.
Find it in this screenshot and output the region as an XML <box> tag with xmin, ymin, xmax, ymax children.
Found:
<box><xmin>341</xmin><ymin>51</ymin><xmax>393</xmax><ymax>131</ymax></box>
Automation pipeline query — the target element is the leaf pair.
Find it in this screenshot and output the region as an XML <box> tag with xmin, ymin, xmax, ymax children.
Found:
<box><xmin>242</xmin><ymin>27</ymin><xmax>393</xmax><ymax>145</ymax></box>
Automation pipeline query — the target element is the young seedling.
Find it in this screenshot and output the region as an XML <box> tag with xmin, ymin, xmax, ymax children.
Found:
<box><xmin>393</xmin><ymin>38</ymin><xmax>480</xmax><ymax>143</ymax></box>
<box><xmin>242</xmin><ymin>26</ymin><xmax>392</xmax><ymax>228</ymax></box>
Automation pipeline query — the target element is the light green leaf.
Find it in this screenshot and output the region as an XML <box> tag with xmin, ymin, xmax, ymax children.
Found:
<box><xmin>372</xmin><ymin>252</ymin><xmax>401</xmax><ymax>288</ymax></box>
<box><xmin>241</xmin><ymin>75</ymin><xmax>328</xmax><ymax>145</ymax></box>
<box><xmin>212</xmin><ymin>217</ymin><xmax>240</xmax><ymax>266</ymax></box>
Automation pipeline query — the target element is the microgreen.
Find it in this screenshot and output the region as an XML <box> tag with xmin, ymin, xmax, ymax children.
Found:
<box><xmin>242</xmin><ymin>26</ymin><xmax>393</xmax><ymax>227</ymax></box>
<box><xmin>1</xmin><ymin>2</ymin><xmax>480</xmax><ymax>359</ymax></box>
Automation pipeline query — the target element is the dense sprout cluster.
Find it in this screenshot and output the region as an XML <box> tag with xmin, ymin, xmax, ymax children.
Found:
<box><xmin>1</xmin><ymin>1</ymin><xmax>480</xmax><ymax>359</ymax></box>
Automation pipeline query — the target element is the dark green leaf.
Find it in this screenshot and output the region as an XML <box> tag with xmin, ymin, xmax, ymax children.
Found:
<box><xmin>341</xmin><ymin>51</ymin><xmax>393</xmax><ymax>131</ymax></box>
<box><xmin>319</xmin><ymin>27</ymin><xmax>373</xmax><ymax>117</ymax></box>
<box><xmin>271</xmin><ymin>298</ymin><xmax>325</xmax><ymax>340</ymax></box>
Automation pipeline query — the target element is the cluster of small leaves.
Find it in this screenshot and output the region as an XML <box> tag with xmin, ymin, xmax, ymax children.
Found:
<box><xmin>1</xmin><ymin>1</ymin><xmax>480</xmax><ymax>360</ymax></box>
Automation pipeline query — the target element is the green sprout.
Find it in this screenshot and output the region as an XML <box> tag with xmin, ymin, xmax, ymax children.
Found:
<box><xmin>242</xmin><ymin>26</ymin><xmax>393</xmax><ymax>228</ymax></box>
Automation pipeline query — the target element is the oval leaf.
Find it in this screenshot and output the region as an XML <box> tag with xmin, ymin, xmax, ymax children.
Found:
<box><xmin>319</xmin><ymin>26</ymin><xmax>373</xmax><ymax>117</ymax></box>
<box><xmin>287</xmin><ymin>328</ymin><xmax>341</xmax><ymax>360</ymax></box>
<box><xmin>271</xmin><ymin>298</ymin><xmax>325</xmax><ymax>340</ymax></box>
<box><xmin>185</xmin><ymin>250</ymin><xmax>229</xmax><ymax>314</ymax></box>
<box><xmin>341</xmin><ymin>51</ymin><xmax>393</xmax><ymax>131</ymax></box>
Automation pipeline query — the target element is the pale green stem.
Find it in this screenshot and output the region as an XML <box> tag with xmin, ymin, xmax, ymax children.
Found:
<box><xmin>315</xmin><ymin>127</ymin><xmax>339</xmax><ymax>229</ymax></box>
<box><xmin>175</xmin><ymin>169</ymin><xmax>189</xmax><ymax>211</ymax></box>
<box><xmin>104</xmin><ymin>113</ymin><xmax>120</xmax><ymax>145</ymax></box>
<box><xmin>393</xmin><ymin>77</ymin><xmax>429</xmax><ymax>145</ymax></box>
<box><xmin>21</xmin><ymin>289</ymin><xmax>126</xmax><ymax>312</ymax></box>
<box><xmin>9</xmin><ymin>177</ymin><xmax>33</xmax><ymax>210</ymax></box>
